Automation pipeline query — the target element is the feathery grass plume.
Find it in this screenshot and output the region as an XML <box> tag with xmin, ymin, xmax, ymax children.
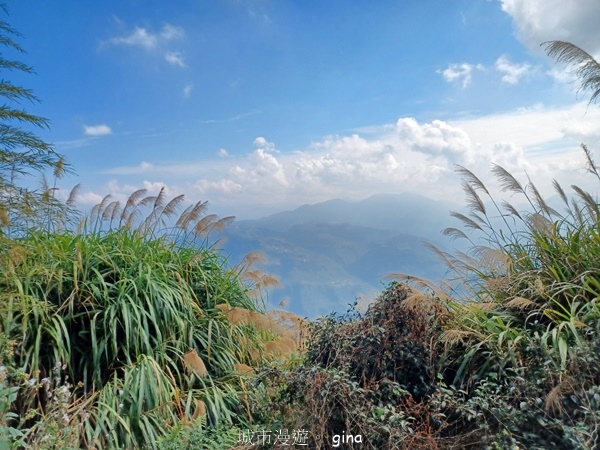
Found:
<box><xmin>492</xmin><ymin>163</ymin><xmax>525</xmax><ymax>195</ymax></box>
<box><xmin>162</xmin><ymin>194</ymin><xmax>185</xmax><ymax>218</ymax></box>
<box><xmin>89</xmin><ymin>193</ymin><xmax>111</xmax><ymax>224</ymax></box>
<box><xmin>233</xmin><ymin>363</ymin><xmax>255</xmax><ymax>376</ymax></box>
<box><xmin>502</xmin><ymin>200</ymin><xmax>523</xmax><ymax>220</ymax></box>
<box><xmin>449</xmin><ymin>211</ymin><xmax>483</xmax><ymax>231</ymax></box>
<box><xmin>212</xmin><ymin>215</ymin><xmax>235</xmax><ymax>233</ymax></box>
<box><xmin>461</xmin><ymin>180</ymin><xmax>486</xmax><ymax>216</ymax></box>
<box><xmin>191</xmin><ymin>399</ymin><xmax>207</xmax><ymax>420</ymax></box>
<box><xmin>194</xmin><ymin>213</ymin><xmax>218</xmax><ymax>237</ymax></box>
<box><xmin>526</xmin><ymin>212</ymin><xmax>554</xmax><ymax>236</ymax></box>
<box><xmin>183</xmin><ymin>349</ymin><xmax>208</xmax><ymax>378</ymax></box>
<box><xmin>527</xmin><ymin>175</ymin><xmax>557</xmax><ymax>217</ymax></box>
<box><xmin>552</xmin><ymin>178</ymin><xmax>570</xmax><ymax>211</ymax></box>
<box><xmin>215</xmin><ymin>303</ymin><xmax>229</xmax><ymax>314</ymax></box>
<box><xmin>544</xmin><ymin>41</ymin><xmax>600</xmax><ymax>105</ymax></box>
<box><xmin>263</xmin><ymin>341</ymin><xmax>293</xmax><ymax>359</ymax></box>
<box><xmin>400</xmin><ymin>290</ymin><xmax>450</xmax><ymax>316</ymax></box>
<box><xmin>455</xmin><ymin>164</ymin><xmax>490</xmax><ymax>195</ymax></box>
<box><xmin>472</xmin><ymin>246</ymin><xmax>510</xmax><ymax>274</ymax></box>
<box><xmin>176</xmin><ymin>200</ymin><xmax>208</xmax><ymax>230</ymax></box>
<box><xmin>118</xmin><ymin>188</ymin><xmax>147</xmax><ymax>227</ymax></box>
<box><xmin>278</xmin><ymin>336</ymin><xmax>297</xmax><ymax>352</ymax></box>
<box><xmin>545</xmin><ymin>376</ymin><xmax>573</xmax><ymax>415</ymax></box>
<box><xmin>0</xmin><ymin>205</ymin><xmax>8</xmax><ymax>227</ymax></box>
<box><xmin>582</xmin><ymin>143</ymin><xmax>600</xmax><ymax>181</ymax></box>
<box><xmin>506</xmin><ymin>296</ymin><xmax>540</xmax><ymax>310</ymax></box>
<box><xmin>386</xmin><ymin>271</ymin><xmax>452</xmax><ymax>303</ymax></box>
<box><xmin>442</xmin><ymin>227</ymin><xmax>470</xmax><ymax>242</ymax></box>
<box><xmin>571</xmin><ymin>184</ymin><xmax>600</xmax><ymax>221</ymax></box>
<box><xmin>267</xmin><ymin>310</ymin><xmax>306</xmax><ymax>342</ymax></box>
<box><xmin>66</xmin><ymin>183</ymin><xmax>81</xmax><ymax>208</ymax></box>
<box><xmin>227</xmin><ymin>307</ymin><xmax>252</xmax><ymax>325</ymax></box>
<box><xmin>101</xmin><ymin>200</ymin><xmax>120</xmax><ymax>222</ymax></box>
<box><xmin>152</xmin><ymin>186</ymin><xmax>167</xmax><ymax>211</ymax></box>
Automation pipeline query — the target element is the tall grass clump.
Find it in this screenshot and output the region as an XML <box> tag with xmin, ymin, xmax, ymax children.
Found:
<box><xmin>0</xmin><ymin>189</ymin><xmax>271</xmax><ymax>449</ymax></box>
<box><xmin>398</xmin><ymin>146</ymin><xmax>600</xmax><ymax>448</ymax></box>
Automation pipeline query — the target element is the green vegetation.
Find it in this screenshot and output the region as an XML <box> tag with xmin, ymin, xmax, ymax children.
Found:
<box><xmin>1</xmin><ymin>3</ymin><xmax>600</xmax><ymax>449</ymax></box>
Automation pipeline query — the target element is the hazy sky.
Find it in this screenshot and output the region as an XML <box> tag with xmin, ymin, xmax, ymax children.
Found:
<box><xmin>8</xmin><ymin>0</ymin><xmax>600</xmax><ymax>218</ymax></box>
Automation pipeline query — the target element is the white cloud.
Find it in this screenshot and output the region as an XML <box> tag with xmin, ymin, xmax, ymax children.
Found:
<box><xmin>98</xmin><ymin>103</ymin><xmax>600</xmax><ymax>217</ymax></box>
<box><xmin>160</xmin><ymin>23</ymin><xmax>185</xmax><ymax>41</ymax></box>
<box><xmin>500</xmin><ymin>0</ymin><xmax>600</xmax><ymax>58</ymax></box>
<box><xmin>495</xmin><ymin>55</ymin><xmax>533</xmax><ymax>84</ymax></box>
<box><xmin>183</xmin><ymin>84</ymin><xmax>194</xmax><ymax>98</ymax></box>
<box><xmin>83</xmin><ymin>124</ymin><xmax>112</xmax><ymax>136</ymax></box>
<box><xmin>194</xmin><ymin>179</ymin><xmax>243</xmax><ymax>195</ymax></box>
<box><xmin>438</xmin><ymin>63</ymin><xmax>483</xmax><ymax>88</ymax></box>
<box><xmin>217</xmin><ymin>148</ymin><xmax>229</xmax><ymax>158</ymax></box>
<box><xmin>165</xmin><ymin>51</ymin><xmax>186</xmax><ymax>67</ymax></box>
<box><xmin>107</xmin><ymin>23</ymin><xmax>184</xmax><ymax>50</ymax></box>
<box><xmin>108</xmin><ymin>26</ymin><xmax>158</xmax><ymax>49</ymax></box>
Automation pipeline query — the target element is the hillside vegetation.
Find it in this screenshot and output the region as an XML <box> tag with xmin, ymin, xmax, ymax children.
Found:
<box><xmin>1</xmin><ymin>4</ymin><xmax>600</xmax><ymax>448</ymax></box>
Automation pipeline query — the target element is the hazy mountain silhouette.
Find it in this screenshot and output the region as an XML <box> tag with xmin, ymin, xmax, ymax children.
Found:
<box><xmin>222</xmin><ymin>193</ymin><xmax>462</xmax><ymax>318</ymax></box>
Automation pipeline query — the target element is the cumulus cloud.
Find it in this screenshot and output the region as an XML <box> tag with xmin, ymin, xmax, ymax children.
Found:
<box><xmin>96</xmin><ymin>103</ymin><xmax>600</xmax><ymax>217</ymax></box>
<box><xmin>500</xmin><ymin>0</ymin><xmax>600</xmax><ymax>58</ymax></box>
<box><xmin>495</xmin><ymin>55</ymin><xmax>533</xmax><ymax>84</ymax></box>
<box><xmin>83</xmin><ymin>124</ymin><xmax>112</xmax><ymax>136</ymax></box>
<box><xmin>438</xmin><ymin>63</ymin><xmax>483</xmax><ymax>88</ymax></box>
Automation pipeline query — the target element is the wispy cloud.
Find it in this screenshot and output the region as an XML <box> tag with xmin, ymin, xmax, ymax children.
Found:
<box><xmin>165</xmin><ymin>51</ymin><xmax>186</xmax><ymax>67</ymax></box>
<box><xmin>104</xmin><ymin>23</ymin><xmax>186</xmax><ymax>67</ymax></box>
<box><xmin>106</xmin><ymin>23</ymin><xmax>184</xmax><ymax>50</ymax></box>
<box><xmin>199</xmin><ymin>109</ymin><xmax>261</xmax><ymax>124</ymax></box>
<box><xmin>183</xmin><ymin>84</ymin><xmax>194</xmax><ymax>98</ymax></box>
<box><xmin>495</xmin><ymin>55</ymin><xmax>533</xmax><ymax>84</ymax></box>
<box><xmin>438</xmin><ymin>63</ymin><xmax>484</xmax><ymax>88</ymax></box>
<box><xmin>83</xmin><ymin>124</ymin><xmax>112</xmax><ymax>136</ymax></box>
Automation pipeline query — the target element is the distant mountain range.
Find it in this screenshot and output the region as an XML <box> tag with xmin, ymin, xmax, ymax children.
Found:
<box><xmin>220</xmin><ymin>193</ymin><xmax>465</xmax><ymax>318</ymax></box>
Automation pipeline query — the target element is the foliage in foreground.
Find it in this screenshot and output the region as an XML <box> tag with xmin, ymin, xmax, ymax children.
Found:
<box><xmin>0</xmin><ymin>191</ymin><xmax>276</xmax><ymax>449</ymax></box>
<box><xmin>250</xmin><ymin>146</ymin><xmax>600</xmax><ymax>449</ymax></box>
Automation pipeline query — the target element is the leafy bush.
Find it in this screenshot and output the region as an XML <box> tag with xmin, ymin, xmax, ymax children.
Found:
<box><xmin>251</xmin><ymin>283</ymin><xmax>445</xmax><ymax>449</ymax></box>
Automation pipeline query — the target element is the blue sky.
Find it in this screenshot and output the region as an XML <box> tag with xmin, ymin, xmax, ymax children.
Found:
<box><xmin>7</xmin><ymin>0</ymin><xmax>600</xmax><ymax>218</ymax></box>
